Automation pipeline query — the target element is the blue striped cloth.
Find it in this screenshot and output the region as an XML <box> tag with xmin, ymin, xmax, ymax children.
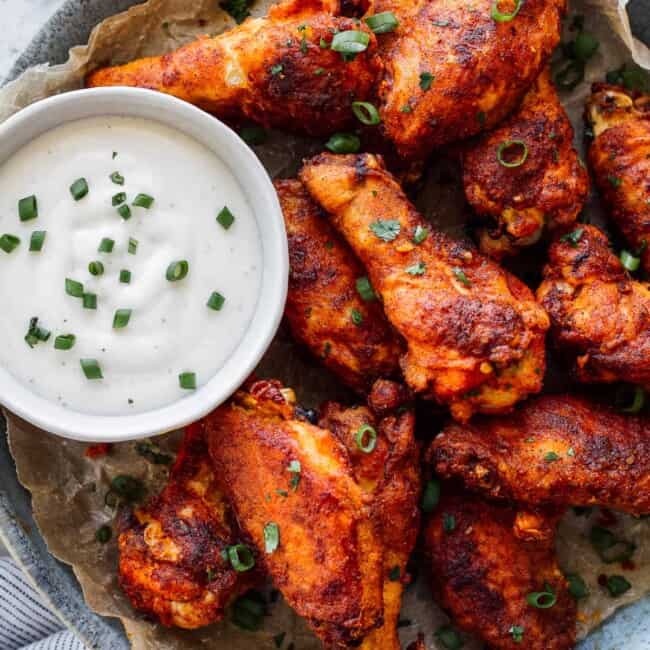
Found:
<box><xmin>0</xmin><ymin>558</ymin><xmax>85</xmax><ymax>650</ymax></box>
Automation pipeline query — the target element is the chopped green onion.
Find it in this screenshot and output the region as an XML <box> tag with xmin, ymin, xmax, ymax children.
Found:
<box><xmin>421</xmin><ymin>479</ymin><xmax>441</xmax><ymax>513</ymax></box>
<box><xmin>555</xmin><ymin>60</ymin><xmax>585</xmax><ymax>91</ymax></box>
<box><xmin>326</xmin><ymin>133</ymin><xmax>361</xmax><ymax>154</ymax></box>
<box><xmin>453</xmin><ymin>267</ymin><xmax>471</xmax><ymax>286</ymax></box>
<box><xmin>443</xmin><ymin>512</ymin><xmax>456</xmax><ymax>533</ymax></box>
<box><xmin>88</xmin><ymin>261</ymin><xmax>104</xmax><ymax>276</ymax></box>
<box><xmin>166</xmin><ymin>260</ymin><xmax>189</xmax><ymax>282</ymax></box>
<box><xmin>620</xmin><ymin>249</ymin><xmax>640</xmax><ymax>272</ymax></box>
<box><xmin>120</xmin><ymin>269</ymin><xmax>131</xmax><ymax>284</ymax></box>
<box><xmin>434</xmin><ymin>624</ymin><xmax>464</xmax><ymax>649</ymax></box>
<box><xmin>231</xmin><ymin>593</ymin><xmax>265</xmax><ymax>631</ymax></box>
<box><xmin>352</xmin><ymin>101</ymin><xmax>381</xmax><ymax>125</ymax></box>
<box><xmin>400</xmin><ymin>104</ymin><xmax>413</xmax><ymax>113</ymax></box>
<box><xmin>560</xmin><ymin>228</ymin><xmax>584</xmax><ymax>247</ymax></box>
<box><xmin>264</xmin><ymin>522</ymin><xmax>280</xmax><ymax>554</ymax></box>
<box><xmin>566</xmin><ymin>573</ymin><xmax>589</xmax><ymax>600</ymax></box>
<box><xmin>331</xmin><ymin>30</ymin><xmax>370</xmax><ymax>55</ymax></box>
<box><xmin>491</xmin><ymin>0</ymin><xmax>522</xmax><ymax>22</ymax></box>
<box><xmin>110</xmin><ymin>171</ymin><xmax>125</xmax><ymax>185</ymax></box>
<box><xmin>128</xmin><ymin>238</ymin><xmax>138</xmax><ymax>255</ymax></box>
<box><xmin>370</xmin><ymin>219</ymin><xmax>400</xmax><ymax>242</ymax></box>
<box><xmin>0</xmin><ymin>234</ymin><xmax>20</xmax><ymax>254</ymax></box>
<box><xmin>590</xmin><ymin>526</ymin><xmax>636</xmax><ymax>563</ymax></box>
<box><xmin>117</xmin><ymin>204</ymin><xmax>132</xmax><ymax>220</ymax></box>
<box><xmin>29</xmin><ymin>231</ymin><xmax>46</xmax><ymax>252</ymax></box>
<box><xmin>54</xmin><ymin>334</ymin><xmax>76</xmax><ymax>351</ymax></box>
<box><xmin>217</xmin><ymin>206</ymin><xmax>235</xmax><ymax>230</ymax></box>
<box><xmin>606</xmin><ymin>575</ymin><xmax>631</xmax><ymax>597</ymax></box>
<box><xmin>80</xmin><ymin>358</ymin><xmax>103</xmax><ymax>380</ymax></box>
<box><xmin>179</xmin><ymin>372</ymin><xmax>197</xmax><ymax>390</ymax></box>
<box><xmin>207</xmin><ymin>291</ymin><xmax>226</xmax><ymax>311</ymax></box>
<box><xmin>227</xmin><ymin>544</ymin><xmax>255</xmax><ymax>572</ymax></box>
<box><xmin>65</xmin><ymin>278</ymin><xmax>84</xmax><ymax>298</ymax></box>
<box><xmin>608</xmin><ymin>175</ymin><xmax>623</xmax><ymax>188</ymax></box>
<box><xmin>112</xmin><ymin>192</ymin><xmax>126</xmax><ymax>206</ymax></box>
<box><xmin>24</xmin><ymin>317</ymin><xmax>51</xmax><ymax>348</ymax></box>
<box><xmin>18</xmin><ymin>195</ymin><xmax>38</xmax><ymax>221</ymax></box>
<box><xmin>497</xmin><ymin>140</ymin><xmax>528</xmax><ymax>168</ymax></box>
<box><xmin>574</xmin><ymin>32</ymin><xmax>599</xmax><ymax>62</ymax></box>
<box><xmin>135</xmin><ymin>441</ymin><xmax>173</xmax><ymax>465</ymax></box>
<box><xmin>351</xmin><ymin>308</ymin><xmax>363</xmax><ymax>326</ymax></box>
<box><xmin>406</xmin><ymin>261</ymin><xmax>426</xmax><ymax>276</ymax></box>
<box><xmin>413</xmin><ymin>225</ymin><xmax>429</xmax><ymax>244</ymax></box>
<box><xmin>544</xmin><ymin>451</ymin><xmax>560</xmax><ymax>462</ymax></box>
<box><xmin>364</xmin><ymin>11</ymin><xmax>399</xmax><ymax>34</ymax></box>
<box><xmin>113</xmin><ymin>309</ymin><xmax>132</xmax><ymax>329</ymax></box>
<box><xmin>111</xmin><ymin>475</ymin><xmax>145</xmax><ymax>500</ymax></box>
<box><xmin>526</xmin><ymin>588</ymin><xmax>557</xmax><ymax>609</ymax></box>
<box><xmin>620</xmin><ymin>386</ymin><xmax>645</xmax><ymax>413</ymax></box>
<box><xmin>288</xmin><ymin>459</ymin><xmax>301</xmax><ymax>491</ymax></box>
<box><xmin>355</xmin><ymin>423</ymin><xmax>377</xmax><ymax>453</ymax></box>
<box><xmin>420</xmin><ymin>71</ymin><xmax>435</xmax><ymax>90</ymax></box>
<box><xmin>509</xmin><ymin>625</ymin><xmax>524</xmax><ymax>643</ymax></box>
<box><xmin>270</xmin><ymin>63</ymin><xmax>283</xmax><ymax>76</ymax></box>
<box><xmin>98</xmin><ymin>238</ymin><xmax>115</xmax><ymax>253</ymax></box>
<box><xmin>388</xmin><ymin>565</ymin><xmax>400</xmax><ymax>581</ymax></box>
<box><xmin>83</xmin><ymin>292</ymin><xmax>97</xmax><ymax>310</ymax></box>
<box><xmin>356</xmin><ymin>276</ymin><xmax>376</xmax><ymax>301</ymax></box>
<box><xmin>96</xmin><ymin>525</ymin><xmax>112</xmax><ymax>544</ymax></box>
<box><xmin>70</xmin><ymin>178</ymin><xmax>89</xmax><ymax>200</ymax></box>
<box><xmin>133</xmin><ymin>193</ymin><xmax>154</xmax><ymax>209</ymax></box>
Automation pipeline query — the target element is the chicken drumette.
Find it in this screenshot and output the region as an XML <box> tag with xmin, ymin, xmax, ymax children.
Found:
<box><xmin>300</xmin><ymin>152</ymin><xmax>549</xmax><ymax>422</ymax></box>
<box><xmin>431</xmin><ymin>394</ymin><xmax>650</xmax><ymax>515</ymax></box>
<box><xmin>277</xmin><ymin>179</ymin><xmax>403</xmax><ymax>393</ymax></box>
<box><xmin>537</xmin><ymin>224</ymin><xmax>650</xmax><ymax>389</ymax></box>
<box><xmin>586</xmin><ymin>83</ymin><xmax>650</xmax><ymax>270</ymax></box>
<box><xmin>463</xmin><ymin>68</ymin><xmax>589</xmax><ymax>259</ymax></box>
<box><xmin>87</xmin><ymin>0</ymin><xmax>381</xmax><ymax>137</ymax></box>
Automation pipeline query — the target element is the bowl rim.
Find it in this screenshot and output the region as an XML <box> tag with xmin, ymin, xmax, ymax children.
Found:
<box><xmin>0</xmin><ymin>87</ymin><xmax>288</xmax><ymax>442</ymax></box>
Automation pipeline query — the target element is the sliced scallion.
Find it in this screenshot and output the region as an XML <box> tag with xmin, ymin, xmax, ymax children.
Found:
<box><xmin>70</xmin><ymin>178</ymin><xmax>89</xmax><ymax>200</ymax></box>
<box><xmin>119</xmin><ymin>269</ymin><xmax>131</xmax><ymax>284</ymax></box>
<box><xmin>110</xmin><ymin>171</ymin><xmax>125</xmax><ymax>185</ymax></box>
<box><xmin>526</xmin><ymin>588</ymin><xmax>557</xmax><ymax>609</ymax></box>
<box><xmin>620</xmin><ymin>249</ymin><xmax>640</xmax><ymax>272</ymax></box>
<box><xmin>112</xmin><ymin>192</ymin><xmax>126</xmax><ymax>206</ymax></box>
<box><xmin>113</xmin><ymin>308</ymin><xmax>132</xmax><ymax>329</ymax></box>
<box><xmin>65</xmin><ymin>278</ymin><xmax>84</xmax><ymax>298</ymax></box>
<box><xmin>207</xmin><ymin>291</ymin><xmax>226</xmax><ymax>311</ymax></box>
<box><xmin>434</xmin><ymin>624</ymin><xmax>464</xmax><ymax>650</ymax></box>
<box><xmin>355</xmin><ymin>423</ymin><xmax>377</xmax><ymax>453</ymax></box>
<box><xmin>331</xmin><ymin>30</ymin><xmax>370</xmax><ymax>55</ymax></box>
<box><xmin>606</xmin><ymin>575</ymin><xmax>631</xmax><ymax>597</ymax></box>
<box><xmin>352</xmin><ymin>101</ymin><xmax>381</xmax><ymax>125</ymax></box>
<box><xmin>227</xmin><ymin>544</ymin><xmax>255</xmax><ymax>572</ymax></box>
<box><xmin>356</xmin><ymin>276</ymin><xmax>376</xmax><ymax>301</ymax></box>
<box><xmin>326</xmin><ymin>133</ymin><xmax>361</xmax><ymax>154</ymax></box>
<box><xmin>117</xmin><ymin>204</ymin><xmax>132</xmax><ymax>220</ymax></box>
<box><xmin>497</xmin><ymin>140</ymin><xmax>529</xmax><ymax>168</ymax></box>
<box><xmin>18</xmin><ymin>195</ymin><xmax>38</xmax><ymax>221</ymax></box>
<box><xmin>421</xmin><ymin>479</ymin><xmax>441</xmax><ymax>513</ymax></box>
<box><xmin>491</xmin><ymin>0</ymin><xmax>522</xmax><ymax>22</ymax></box>
<box><xmin>166</xmin><ymin>260</ymin><xmax>189</xmax><ymax>282</ymax></box>
<box><xmin>83</xmin><ymin>292</ymin><xmax>97</xmax><ymax>310</ymax></box>
<box><xmin>217</xmin><ymin>206</ymin><xmax>235</xmax><ymax>230</ymax></box>
<box><xmin>54</xmin><ymin>334</ymin><xmax>76</xmax><ymax>350</ymax></box>
<box><xmin>88</xmin><ymin>261</ymin><xmax>104</xmax><ymax>276</ymax></box>
<box><xmin>264</xmin><ymin>522</ymin><xmax>280</xmax><ymax>554</ymax></box>
<box><xmin>351</xmin><ymin>308</ymin><xmax>363</xmax><ymax>326</ymax></box>
<box><xmin>179</xmin><ymin>372</ymin><xmax>196</xmax><ymax>390</ymax></box>
<box><xmin>364</xmin><ymin>11</ymin><xmax>398</xmax><ymax>34</ymax></box>
<box><xmin>132</xmin><ymin>193</ymin><xmax>154</xmax><ymax>209</ymax></box>
<box><xmin>128</xmin><ymin>238</ymin><xmax>138</xmax><ymax>255</ymax></box>
<box><xmin>98</xmin><ymin>238</ymin><xmax>115</xmax><ymax>253</ymax></box>
<box><xmin>29</xmin><ymin>231</ymin><xmax>46</xmax><ymax>252</ymax></box>
<box><xmin>0</xmin><ymin>234</ymin><xmax>20</xmax><ymax>254</ymax></box>
<box><xmin>80</xmin><ymin>358</ymin><xmax>103</xmax><ymax>380</ymax></box>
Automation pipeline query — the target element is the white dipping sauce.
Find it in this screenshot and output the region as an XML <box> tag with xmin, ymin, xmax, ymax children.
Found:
<box><xmin>0</xmin><ymin>116</ymin><xmax>262</xmax><ymax>415</ymax></box>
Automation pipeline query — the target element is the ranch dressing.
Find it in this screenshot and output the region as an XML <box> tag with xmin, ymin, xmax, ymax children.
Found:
<box><xmin>0</xmin><ymin>116</ymin><xmax>262</xmax><ymax>415</ymax></box>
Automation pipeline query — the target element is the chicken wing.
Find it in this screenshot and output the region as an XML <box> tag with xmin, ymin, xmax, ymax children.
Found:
<box><xmin>537</xmin><ymin>224</ymin><xmax>650</xmax><ymax>388</ymax></box>
<box><xmin>373</xmin><ymin>0</ymin><xmax>566</xmax><ymax>159</ymax></box>
<box><xmin>463</xmin><ymin>68</ymin><xmax>589</xmax><ymax>259</ymax></box>
<box><xmin>586</xmin><ymin>83</ymin><xmax>650</xmax><ymax>270</ymax></box>
<box><xmin>86</xmin><ymin>0</ymin><xmax>381</xmax><ymax>137</ymax></box>
<box><xmin>430</xmin><ymin>394</ymin><xmax>650</xmax><ymax>515</ymax></box>
<box><xmin>276</xmin><ymin>179</ymin><xmax>403</xmax><ymax>393</ymax></box>
<box><xmin>319</xmin><ymin>379</ymin><xmax>420</xmax><ymax>650</ymax></box>
<box><xmin>118</xmin><ymin>424</ymin><xmax>257</xmax><ymax>628</ymax></box>
<box><xmin>300</xmin><ymin>152</ymin><xmax>549</xmax><ymax>422</ymax></box>
<box><xmin>204</xmin><ymin>379</ymin><xmax>384</xmax><ymax>647</ymax></box>
<box><xmin>423</xmin><ymin>492</ymin><xmax>576</xmax><ymax>650</ymax></box>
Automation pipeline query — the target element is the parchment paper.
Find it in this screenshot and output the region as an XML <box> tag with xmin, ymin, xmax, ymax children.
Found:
<box><xmin>1</xmin><ymin>0</ymin><xmax>650</xmax><ymax>648</ymax></box>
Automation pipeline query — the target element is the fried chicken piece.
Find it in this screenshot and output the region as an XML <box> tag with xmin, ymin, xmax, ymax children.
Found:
<box><xmin>373</xmin><ymin>0</ymin><xmax>566</xmax><ymax>159</ymax></box>
<box><xmin>586</xmin><ymin>83</ymin><xmax>650</xmax><ymax>270</ymax></box>
<box><xmin>300</xmin><ymin>152</ymin><xmax>549</xmax><ymax>422</ymax></box>
<box><xmin>86</xmin><ymin>0</ymin><xmax>381</xmax><ymax>137</ymax></box>
<box><xmin>319</xmin><ymin>379</ymin><xmax>420</xmax><ymax>650</ymax></box>
<box><xmin>537</xmin><ymin>224</ymin><xmax>650</xmax><ymax>388</ymax></box>
<box><xmin>276</xmin><ymin>179</ymin><xmax>403</xmax><ymax>393</ymax></box>
<box><xmin>430</xmin><ymin>394</ymin><xmax>650</xmax><ymax>515</ymax></box>
<box><xmin>463</xmin><ymin>68</ymin><xmax>589</xmax><ymax>259</ymax></box>
<box><xmin>204</xmin><ymin>379</ymin><xmax>384</xmax><ymax>647</ymax></box>
<box><xmin>423</xmin><ymin>492</ymin><xmax>576</xmax><ymax>650</ymax></box>
<box><xmin>118</xmin><ymin>424</ymin><xmax>257</xmax><ymax>628</ymax></box>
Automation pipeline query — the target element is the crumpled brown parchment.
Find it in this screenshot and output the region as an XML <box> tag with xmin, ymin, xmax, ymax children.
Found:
<box><xmin>1</xmin><ymin>0</ymin><xmax>650</xmax><ymax>648</ymax></box>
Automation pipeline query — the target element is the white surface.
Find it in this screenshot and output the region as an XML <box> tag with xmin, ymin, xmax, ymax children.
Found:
<box><xmin>0</xmin><ymin>0</ymin><xmax>65</xmax><ymax>79</ymax></box>
<box><xmin>0</xmin><ymin>88</ymin><xmax>288</xmax><ymax>441</ymax></box>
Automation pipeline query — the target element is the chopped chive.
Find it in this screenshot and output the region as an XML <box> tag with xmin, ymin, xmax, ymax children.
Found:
<box><xmin>128</xmin><ymin>238</ymin><xmax>138</xmax><ymax>255</ymax></box>
<box><xmin>18</xmin><ymin>195</ymin><xmax>38</xmax><ymax>221</ymax></box>
<box><xmin>117</xmin><ymin>204</ymin><xmax>132</xmax><ymax>220</ymax></box>
<box><xmin>326</xmin><ymin>133</ymin><xmax>361</xmax><ymax>154</ymax></box>
<box><xmin>29</xmin><ymin>231</ymin><xmax>46</xmax><ymax>252</ymax></box>
<box><xmin>112</xmin><ymin>151</ymin><xmax>118</xmax><ymax>159</ymax></box>
<box><xmin>351</xmin><ymin>308</ymin><xmax>363</xmax><ymax>326</ymax></box>
<box><xmin>413</xmin><ymin>225</ymin><xmax>429</xmax><ymax>244</ymax></box>
<box><xmin>24</xmin><ymin>317</ymin><xmax>51</xmax><ymax>348</ymax></box>
<box><xmin>179</xmin><ymin>372</ymin><xmax>196</xmax><ymax>390</ymax></box>
<box><xmin>419</xmin><ymin>71</ymin><xmax>435</xmax><ymax>90</ymax></box>
<box><xmin>566</xmin><ymin>573</ymin><xmax>588</xmax><ymax>600</ymax></box>
<box><xmin>509</xmin><ymin>625</ymin><xmax>524</xmax><ymax>643</ymax></box>
<box><xmin>98</xmin><ymin>238</ymin><xmax>115</xmax><ymax>253</ymax></box>
<box><xmin>435</xmin><ymin>624</ymin><xmax>464</xmax><ymax>650</ymax></box>
<box><xmin>364</xmin><ymin>11</ymin><xmax>399</xmax><ymax>34</ymax></box>
<box><xmin>331</xmin><ymin>30</ymin><xmax>370</xmax><ymax>55</ymax></box>
<box><xmin>88</xmin><ymin>261</ymin><xmax>104</xmax><ymax>276</ymax></box>
<box><xmin>54</xmin><ymin>334</ymin><xmax>76</xmax><ymax>350</ymax></box>
<box><xmin>288</xmin><ymin>459</ymin><xmax>301</xmax><ymax>491</ymax></box>
<box><xmin>80</xmin><ymin>358</ymin><xmax>103</xmax><ymax>380</ymax></box>
<box><xmin>491</xmin><ymin>0</ymin><xmax>523</xmax><ymax>21</ymax></box>
<box><xmin>0</xmin><ymin>234</ymin><xmax>20</xmax><ymax>254</ymax></box>
<box><xmin>119</xmin><ymin>269</ymin><xmax>131</xmax><ymax>284</ymax></box>
<box><xmin>132</xmin><ymin>193</ymin><xmax>154</xmax><ymax>209</ymax></box>
<box><xmin>526</xmin><ymin>588</ymin><xmax>557</xmax><ymax>609</ymax></box>
<box><xmin>352</xmin><ymin>101</ymin><xmax>381</xmax><ymax>125</ymax></box>
<box><xmin>355</xmin><ymin>424</ymin><xmax>377</xmax><ymax>453</ymax></box>
<box><xmin>110</xmin><ymin>171</ymin><xmax>125</xmax><ymax>185</ymax></box>
<box><xmin>388</xmin><ymin>566</ymin><xmax>400</xmax><ymax>581</ymax></box>
<box><xmin>96</xmin><ymin>525</ymin><xmax>112</xmax><ymax>544</ymax></box>
<box><xmin>217</xmin><ymin>206</ymin><xmax>235</xmax><ymax>230</ymax></box>
<box><xmin>620</xmin><ymin>249</ymin><xmax>641</xmax><ymax>272</ymax></box>
<box><xmin>264</xmin><ymin>522</ymin><xmax>280</xmax><ymax>554</ymax></box>
<box><xmin>356</xmin><ymin>276</ymin><xmax>376</xmax><ymax>301</ymax></box>
<box><xmin>227</xmin><ymin>544</ymin><xmax>255</xmax><ymax>572</ymax></box>
<box><xmin>421</xmin><ymin>479</ymin><xmax>441</xmax><ymax>512</ymax></box>
<box><xmin>112</xmin><ymin>192</ymin><xmax>126</xmax><ymax>206</ymax></box>
<box><xmin>207</xmin><ymin>291</ymin><xmax>226</xmax><ymax>311</ymax></box>
<box><xmin>606</xmin><ymin>575</ymin><xmax>631</xmax><ymax>597</ymax></box>
<box><xmin>113</xmin><ymin>309</ymin><xmax>132</xmax><ymax>329</ymax></box>
<box><xmin>70</xmin><ymin>178</ymin><xmax>89</xmax><ymax>200</ymax></box>
<box><xmin>65</xmin><ymin>278</ymin><xmax>84</xmax><ymax>298</ymax></box>
<box><xmin>443</xmin><ymin>512</ymin><xmax>456</xmax><ymax>533</ymax></box>
<box><xmin>560</xmin><ymin>228</ymin><xmax>584</xmax><ymax>247</ymax></box>
<box><xmin>608</xmin><ymin>175</ymin><xmax>622</xmax><ymax>188</ymax></box>
<box><xmin>166</xmin><ymin>260</ymin><xmax>189</xmax><ymax>282</ymax></box>
<box><xmin>497</xmin><ymin>140</ymin><xmax>528</xmax><ymax>168</ymax></box>
<box><xmin>83</xmin><ymin>292</ymin><xmax>97</xmax><ymax>310</ymax></box>
<box><xmin>544</xmin><ymin>451</ymin><xmax>560</xmax><ymax>462</ymax></box>
<box><xmin>453</xmin><ymin>267</ymin><xmax>471</xmax><ymax>286</ymax></box>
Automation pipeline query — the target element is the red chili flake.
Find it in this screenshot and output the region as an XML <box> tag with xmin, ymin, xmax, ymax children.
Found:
<box><xmin>85</xmin><ymin>443</ymin><xmax>112</xmax><ymax>459</ymax></box>
<box><xmin>598</xmin><ymin>574</ymin><xmax>608</xmax><ymax>587</ymax></box>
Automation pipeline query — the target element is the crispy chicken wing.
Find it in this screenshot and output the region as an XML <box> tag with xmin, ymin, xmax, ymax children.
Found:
<box><xmin>204</xmin><ymin>379</ymin><xmax>384</xmax><ymax>647</ymax></box>
<box><xmin>431</xmin><ymin>394</ymin><xmax>650</xmax><ymax>515</ymax></box>
<box><xmin>423</xmin><ymin>492</ymin><xmax>576</xmax><ymax>650</ymax></box>
<box><xmin>463</xmin><ymin>68</ymin><xmax>589</xmax><ymax>259</ymax></box>
<box><xmin>276</xmin><ymin>179</ymin><xmax>403</xmax><ymax>393</ymax></box>
<box><xmin>118</xmin><ymin>424</ymin><xmax>257</xmax><ymax>628</ymax></box>
<box><xmin>373</xmin><ymin>0</ymin><xmax>566</xmax><ymax>159</ymax></box>
<box><xmin>300</xmin><ymin>152</ymin><xmax>549</xmax><ymax>422</ymax></box>
<box><xmin>537</xmin><ymin>224</ymin><xmax>650</xmax><ymax>388</ymax></box>
<box><xmin>86</xmin><ymin>0</ymin><xmax>381</xmax><ymax>137</ymax></box>
<box><xmin>586</xmin><ymin>83</ymin><xmax>650</xmax><ymax>269</ymax></box>
<box><xmin>319</xmin><ymin>379</ymin><xmax>420</xmax><ymax>650</ymax></box>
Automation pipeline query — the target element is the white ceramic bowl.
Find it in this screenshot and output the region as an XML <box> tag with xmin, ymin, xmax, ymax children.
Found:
<box><xmin>0</xmin><ymin>88</ymin><xmax>288</xmax><ymax>442</ymax></box>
